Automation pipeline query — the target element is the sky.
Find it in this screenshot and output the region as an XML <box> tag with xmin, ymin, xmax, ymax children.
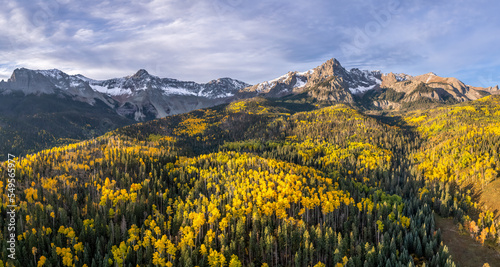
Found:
<box><xmin>1</xmin><ymin>0</ymin><xmax>500</xmax><ymax>87</ymax></box>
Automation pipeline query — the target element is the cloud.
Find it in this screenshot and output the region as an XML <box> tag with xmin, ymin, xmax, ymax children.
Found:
<box><xmin>73</xmin><ymin>29</ymin><xmax>94</xmax><ymax>41</ymax></box>
<box><xmin>0</xmin><ymin>0</ymin><xmax>499</xmax><ymax>87</ymax></box>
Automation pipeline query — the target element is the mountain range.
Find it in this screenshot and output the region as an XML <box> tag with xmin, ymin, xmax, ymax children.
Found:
<box><xmin>2</xmin><ymin>58</ymin><xmax>499</xmax><ymax>120</ymax></box>
<box><xmin>1</xmin><ymin>58</ymin><xmax>499</xmax><ymax>157</ymax></box>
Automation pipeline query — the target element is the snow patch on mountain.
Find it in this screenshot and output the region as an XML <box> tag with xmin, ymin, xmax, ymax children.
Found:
<box><xmin>70</xmin><ymin>81</ymin><xmax>81</xmax><ymax>87</ymax></box>
<box><xmin>297</xmin><ymin>69</ymin><xmax>314</xmax><ymax>76</ymax></box>
<box><xmin>35</xmin><ymin>69</ymin><xmax>64</xmax><ymax>79</ymax></box>
<box><xmin>268</xmin><ymin>73</ymin><xmax>290</xmax><ymax>83</ymax></box>
<box><xmin>349</xmin><ymin>84</ymin><xmax>377</xmax><ymax>94</ymax></box>
<box><xmin>162</xmin><ymin>86</ymin><xmax>197</xmax><ymax>96</ymax></box>
<box><xmin>90</xmin><ymin>84</ymin><xmax>133</xmax><ymax>96</ymax></box>
<box><xmin>424</xmin><ymin>73</ymin><xmax>437</xmax><ymax>83</ymax></box>
<box><xmin>394</xmin><ymin>73</ymin><xmax>409</xmax><ymax>81</ymax></box>
<box><xmin>255</xmin><ymin>81</ymin><xmax>276</xmax><ymax>92</ymax></box>
<box><xmin>294</xmin><ymin>76</ymin><xmax>307</xmax><ymax>88</ymax></box>
<box><xmin>346</xmin><ymin>69</ymin><xmax>382</xmax><ymax>94</ymax></box>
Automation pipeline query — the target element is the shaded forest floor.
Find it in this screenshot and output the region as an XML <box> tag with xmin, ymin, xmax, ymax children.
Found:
<box><xmin>434</xmin><ymin>215</ymin><xmax>500</xmax><ymax>267</ymax></box>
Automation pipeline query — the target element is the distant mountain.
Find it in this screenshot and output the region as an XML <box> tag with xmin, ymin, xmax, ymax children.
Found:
<box><xmin>0</xmin><ymin>68</ymin><xmax>250</xmax><ymax>157</ymax></box>
<box><xmin>359</xmin><ymin>72</ymin><xmax>500</xmax><ymax>110</ymax></box>
<box><xmin>0</xmin><ymin>68</ymin><xmax>250</xmax><ymax>120</ymax></box>
<box><xmin>383</xmin><ymin>71</ymin><xmax>499</xmax><ymax>100</ymax></box>
<box><xmin>4</xmin><ymin>60</ymin><xmax>498</xmax><ymax>119</ymax></box>
<box><xmin>240</xmin><ymin>58</ymin><xmax>499</xmax><ymax>110</ymax></box>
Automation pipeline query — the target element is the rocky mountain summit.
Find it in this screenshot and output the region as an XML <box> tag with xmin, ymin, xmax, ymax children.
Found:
<box><xmin>240</xmin><ymin>58</ymin><xmax>381</xmax><ymax>100</ymax></box>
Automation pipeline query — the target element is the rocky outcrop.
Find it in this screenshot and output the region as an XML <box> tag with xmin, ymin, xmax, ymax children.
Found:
<box><xmin>372</xmin><ymin>100</ymin><xmax>401</xmax><ymax>110</ymax></box>
<box><xmin>307</xmin><ymin>76</ymin><xmax>354</xmax><ymax>102</ymax></box>
<box><xmin>2</xmin><ymin>68</ymin><xmax>58</xmax><ymax>95</ymax></box>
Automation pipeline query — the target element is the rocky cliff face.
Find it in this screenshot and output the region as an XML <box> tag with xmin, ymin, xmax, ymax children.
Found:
<box><xmin>304</xmin><ymin>58</ymin><xmax>381</xmax><ymax>94</ymax></box>
<box><xmin>307</xmin><ymin>76</ymin><xmax>354</xmax><ymax>102</ymax></box>
<box><xmin>6</xmin><ymin>68</ymin><xmax>57</xmax><ymax>95</ymax></box>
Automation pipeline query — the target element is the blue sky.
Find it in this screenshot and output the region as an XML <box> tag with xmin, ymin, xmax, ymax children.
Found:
<box><xmin>1</xmin><ymin>0</ymin><xmax>499</xmax><ymax>87</ymax></box>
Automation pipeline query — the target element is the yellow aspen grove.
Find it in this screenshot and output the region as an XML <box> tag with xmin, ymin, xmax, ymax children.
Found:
<box><xmin>8</xmin><ymin>95</ymin><xmax>500</xmax><ymax>266</ymax></box>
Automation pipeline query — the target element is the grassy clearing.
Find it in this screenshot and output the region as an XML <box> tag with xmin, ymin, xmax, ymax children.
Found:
<box><xmin>479</xmin><ymin>179</ymin><xmax>500</xmax><ymax>220</ymax></box>
<box><xmin>434</xmin><ymin>215</ymin><xmax>500</xmax><ymax>267</ymax></box>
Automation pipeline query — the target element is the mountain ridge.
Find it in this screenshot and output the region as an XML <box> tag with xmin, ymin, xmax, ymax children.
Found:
<box><xmin>0</xmin><ymin>68</ymin><xmax>251</xmax><ymax>120</ymax></box>
<box><xmin>3</xmin><ymin>58</ymin><xmax>499</xmax><ymax>116</ymax></box>
<box><xmin>241</xmin><ymin>58</ymin><xmax>500</xmax><ymax>109</ymax></box>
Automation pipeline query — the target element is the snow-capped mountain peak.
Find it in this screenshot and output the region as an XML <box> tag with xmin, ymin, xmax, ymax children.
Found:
<box><xmin>297</xmin><ymin>69</ymin><xmax>314</xmax><ymax>76</ymax></box>
<box><xmin>241</xmin><ymin>58</ymin><xmax>382</xmax><ymax>96</ymax></box>
<box><xmin>11</xmin><ymin>68</ymin><xmax>251</xmax><ymax>99</ymax></box>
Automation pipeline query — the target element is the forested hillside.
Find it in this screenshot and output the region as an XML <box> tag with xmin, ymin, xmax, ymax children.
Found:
<box><xmin>1</xmin><ymin>96</ymin><xmax>499</xmax><ymax>266</ymax></box>
<box><xmin>0</xmin><ymin>92</ymin><xmax>134</xmax><ymax>159</ymax></box>
<box><xmin>404</xmin><ymin>96</ymin><xmax>500</xmax><ymax>249</ymax></box>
